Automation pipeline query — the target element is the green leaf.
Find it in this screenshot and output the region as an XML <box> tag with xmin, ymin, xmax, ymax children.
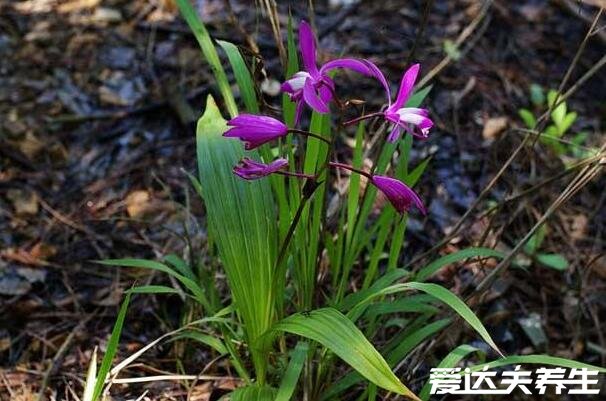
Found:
<box><xmin>98</xmin><ymin>259</ymin><xmax>210</xmax><ymax>310</ymax></box>
<box><xmin>404</xmin><ymin>282</ymin><xmax>503</xmax><ymax>357</ymax></box>
<box><xmin>273</xmin><ymin>308</ymin><xmax>419</xmax><ymax>399</ymax></box>
<box><xmin>443</xmin><ymin>40</ymin><xmax>461</xmax><ymax>60</ymax></box>
<box><xmin>282</xmin><ymin>13</ymin><xmax>299</xmax><ymax>126</ymax></box>
<box><xmin>322</xmin><ymin>318</ymin><xmax>450</xmax><ymax>400</ymax></box>
<box><xmin>536</xmin><ymin>253</ymin><xmax>569</xmax><ymax>271</ymax></box>
<box><xmin>404</xmin><ymin>157</ymin><xmax>430</xmax><ymax>187</ymax></box>
<box><xmin>470</xmin><ymin>354</ymin><xmax>606</xmax><ymax>373</ymax></box>
<box><xmin>196</xmin><ymin>95</ymin><xmax>277</xmax><ymax>382</ymax></box>
<box><xmin>385</xmin><ymin>319</ymin><xmax>452</xmax><ymax>366</ymax></box>
<box><xmin>126</xmin><ymin>285</ymin><xmax>180</xmax><ymax>295</ymax></box>
<box><xmin>229</xmin><ymin>385</ymin><xmax>276</xmax><ymax>401</ymax></box>
<box><xmin>275</xmin><ymin>342</ymin><xmax>309</xmax><ymax>401</ymax></box>
<box><xmin>415</xmin><ymin>247</ymin><xmax>504</xmax><ymax>282</ymax></box>
<box><xmin>551</xmin><ymin>103</ymin><xmax>567</xmax><ymax>129</ymax></box>
<box><xmin>170</xmin><ymin>330</ymin><xmax>228</xmax><ymax>355</ymax></box>
<box><xmin>518</xmin><ymin>108</ymin><xmax>536</xmax><ymax>129</ymax></box>
<box><xmin>346</xmin><ymin>122</ymin><xmax>366</xmax><ymax>248</ymax></box>
<box><xmin>164</xmin><ymin>254</ymin><xmax>196</xmax><ymax>281</ymax></box>
<box><xmin>571</xmin><ymin>131</ymin><xmax>588</xmax><ymax>147</ymax></box>
<box><xmin>406</xmin><ymin>85</ymin><xmax>432</xmax><ymax>108</ymax></box>
<box><xmin>547</xmin><ymin>89</ymin><xmax>558</xmax><ymax>108</ymax></box>
<box><xmin>175</xmin><ymin>0</ymin><xmax>238</xmax><ymax>117</ymax></box>
<box><xmin>217</xmin><ymin>40</ymin><xmax>259</xmax><ymax>113</ymax></box>
<box><xmin>529</xmin><ymin>84</ymin><xmax>544</xmax><ymax>106</ymax></box>
<box><xmin>560</xmin><ymin>111</ymin><xmax>577</xmax><ymax>135</ymax></box>
<box><xmin>366</xmin><ymin>295</ymin><xmax>438</xmax><ymax>317</ymax></box>
<box><xmin>419</xmin><ymin>345</ymin><xmax>484</xmax><ymax>400</ymax></box>
<box><xmin>524</xmin><ymin>224</ymin><xmax>546</xmax><ymax>255</ymax></box>
<box><xmin>92</xmin><ymin>292</ymin><xmax>131</xmax><ymax>401</ymax></box>
<box><xmin>340</xmin><ymin>269</ymin><xmax>409</xmax><ymax>312</ymax></box>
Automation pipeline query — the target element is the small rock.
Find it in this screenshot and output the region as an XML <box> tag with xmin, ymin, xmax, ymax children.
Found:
<box><xmin>0</xmin><ymin>274</ymin><xmax>31</xmax><ymax>296</ymax></box>
<box><xmin>518</xmin><ymin>313</ymin><xmax>547</xmax><ymax>348</ymax></box>
<box><xmin>99</xmin><ymin>72</ymin><xmax>145</xmax><ymax>106</ymax></box>
<box><xmin>482</xmin><ymin>116</ymin><xmax>508</xmax><ymax>140</ymax></box>
<box><xmin>101</xmin><ymin>46</ymin><xmax>136</xmax><ymax>69</ymax></box>
<box><xmin>16</xmin><ymin>267</ymin><xmax>47</xmax><ymax>283</ymax></box>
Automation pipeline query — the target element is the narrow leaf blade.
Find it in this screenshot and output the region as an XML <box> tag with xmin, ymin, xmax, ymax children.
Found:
<box><xmin>273</xmin><ymin>308</ymin><xmax>419</xmax><ymax>399</ymax></box>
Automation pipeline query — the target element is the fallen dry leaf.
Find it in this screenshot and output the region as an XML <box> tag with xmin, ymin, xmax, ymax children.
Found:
<box><xmin>482</xmin><ymin>116</ymin><xmax>508</xmax><ymax>140</ymax></box>
<box><xmin>1</xmin><ymin>243</ymin><xmax>55</xmax><ymax>267</ymax></box>
<box><xmin>568</xmin><ymin>214</ymin><xmax>588</xmax><ymax>242</ymax></box>
<box><xmin>125</xmin><ymin>190</ymin><xmax>150</xmax><ymax>218</ymax></box>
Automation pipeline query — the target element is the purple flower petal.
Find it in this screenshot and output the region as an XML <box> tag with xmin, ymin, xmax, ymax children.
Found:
<box><xmin>362</xmin><ymin>59</ymin><xmax>391</xmax><ymax>102</ymax></box>
<box><xmin>371</xmin><ymin>175</ymin><xmax>426</xmax><ymax>214</ymax></box>
<box><xmin>294</xmin><ymin>100</ymin><xmax>305</xmax><ymax>125</ymax></box>
<box><xmin>394</xmin><ymin>107</ymin><xmax>433</xmax><ymax>138</ymax></box>
<box><xmin>318</xmin><ymin>81</ymin><xmax>334</xmax><ymax>104</ymax></box>
<box><xmin>281</xmin><ymin>71</ymin><xmax>310</xmax><ymax>95</ymax></box>
<box><xmin>299</xmin><ymin>21</ymin><xmax>319</xmax><ymax>77</ymax></box>
<box><xmin>303</xmin><ymin>81</ymin><xmax>329</xmax><ymax>113</ymax></box>
<box><xmin>320</xmin><ymin>58</ymin><xmax>370</xmax><ymax>75</ymax></box>
<box><xmin>397</xmin><ymin>111</ymin><xmax>430</xmax><ymax>126</ymax></box>
<box><xmin>393</xmin><ymin>63</ymin><xmax>420</xmax><ymax>110</ymax></box>
<box><xmin>387</xmin><ymin>125</ymin><xmax>402</xmax><ymax>142</ymax></box>
<box><xmin>223</xmin><ymin>114</ymin><xmax>288</xmax><ymax>149</ymax></box>
<box><xmin>233</xmin><ymin>157</ymin><xmax>288</xmax><ymax>180</ymax></box>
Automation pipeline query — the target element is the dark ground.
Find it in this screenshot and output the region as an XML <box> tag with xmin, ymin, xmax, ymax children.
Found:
<box><xmin>0</xmin><ymin>0</ymin><xmax>605</xmax><ymax>400</ymax></box>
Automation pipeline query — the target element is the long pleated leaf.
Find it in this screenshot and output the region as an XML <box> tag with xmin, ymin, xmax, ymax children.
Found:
<box><xmin>343</xmin><ymin>281</ymin><xmax>502</xmax><ymax>357</ymax></box>
<box><xmin>275</xmin><ymin>342</ymin><xmax>309</xmax><ymax>401</ymax></box>
<box><xmin>98</xmin><ymin>258</ymin><xmax>209</xmax><ymax>310</ymax></box>
<box><xmin>229</xmin><ymin>385</ymin><xmax>276</xmax><ymax>401</ymax></box>
<box><xmin>273</xmin><ymin>308</ymin><xmax>420</xmax><ymax>400</ymax></box>
<box><xmin>471</xmin><ymin>355</ymin><xmax>606</xmax><ymax>373</ymax></box>
<box><xmin>217</xmin><ymin>40</ymin><xmax>259</xmax><ymax>113</ymax></box>
<box><xmin>403</xmin><ymin>282</ymin><xmax>503</xmax><ymax>357</ymax></box>
<box><xmin>195</xmin><ymin>95</ymin><xmax>277</xmax><ymax>380</ymax></box>
<box><xmin>415</xmin><ymin>247</ymin><xmax>505</xmax><ymax>282</ymax></box>
<box><xmin>419</xmin><ymin>345</ymin><xmax>484</xmax><ymax>400</ymax></box>
<box><xmin>175</xmin><ymin>0</ymin><xmax>238</xmax><ymax>117</ymax></box>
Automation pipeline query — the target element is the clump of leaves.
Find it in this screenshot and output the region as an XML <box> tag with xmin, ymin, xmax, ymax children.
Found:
<box><xmin>87</xmin><ymin>6</ymin><xmax>605</xmax><ymax>401</ymax></box>
<box><xmin>516</xmin><ymin>223</ymin><xmax>569</xmax><ymax>271</ymax></box>
<box><xmin>518</xmin><ymin>85</ymin><xmax>593</xmax><ymax>158</ymax></box>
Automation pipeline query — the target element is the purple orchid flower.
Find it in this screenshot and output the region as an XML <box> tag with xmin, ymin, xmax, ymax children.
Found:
<box><xmin>233</xmin><ymin>157</ymin><xmax>288</xmax><ymax>180</ymax></box>
<box><xmin>371</xmin><ymin>175</ymin><xmax>426</xmax><ymax>215</ymax></box>
<box><xmin>371</xmin><ymin>63</ymin><xmax>433</xmax><ymax>142</ymax></box>
<box><xmin>223</xmin><ymin>114</ymin><xmax>288</xmax><ymax>150</ymax></box>
<box><xmin>281</xmin><ymin>20</ymin><xmax>380</xmax><ymax>123</ymax></box>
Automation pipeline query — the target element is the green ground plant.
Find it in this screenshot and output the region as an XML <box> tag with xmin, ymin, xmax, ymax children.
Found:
<box><xmin>518</xmin><ymin>84</ymin><xmax>595</xmax><ymax>158</ymax></box>
<box><xmin>87</xmin><ymin>4</ymin><xmax>605</xmax><ymax>401</ymax></box>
